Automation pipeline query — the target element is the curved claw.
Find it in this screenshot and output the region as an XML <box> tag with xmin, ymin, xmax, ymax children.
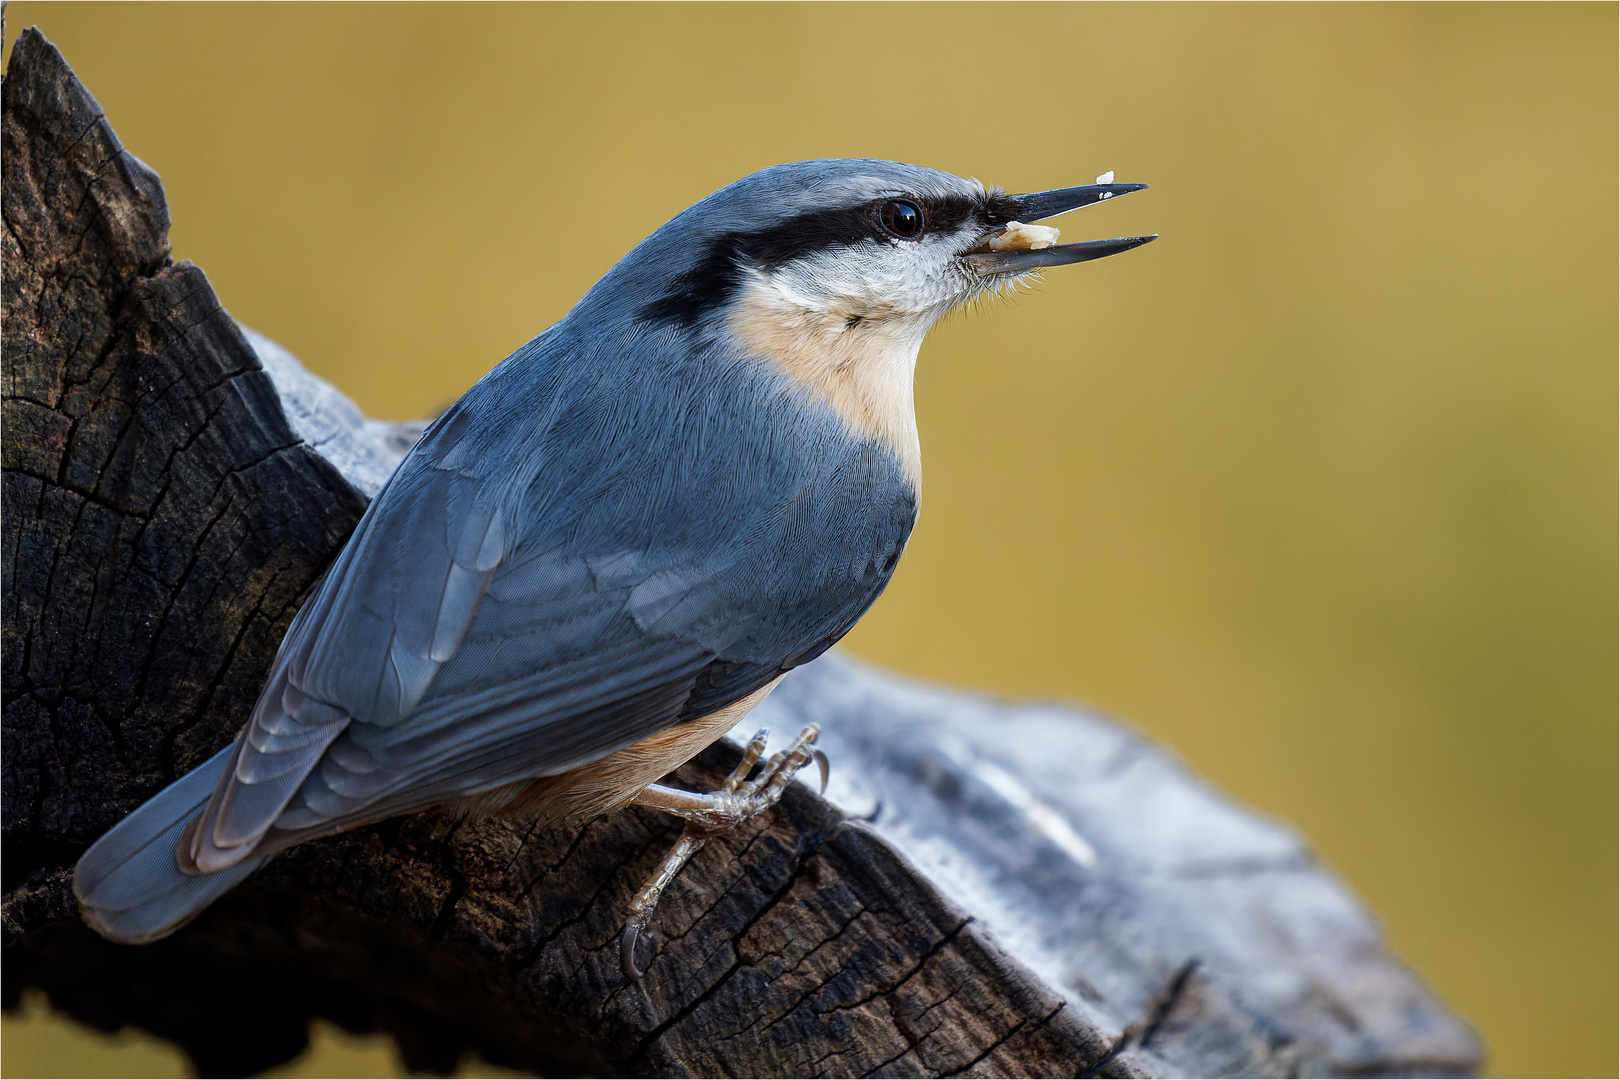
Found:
<box><xmin>620</xmin><ymin>924</ymin><xmax>644</xmax><ymax>982</ymax></box>
<box><xmin>812</xmin><ymin>748</ymin><xmax>830</xmax><ymax>796</ymax></box>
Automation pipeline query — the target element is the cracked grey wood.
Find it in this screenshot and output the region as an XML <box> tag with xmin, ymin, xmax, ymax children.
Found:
<box><xmin>2</xmin><ymin>25</ymin><xmax>1481</xmax><ymax>1079</ymax></box>
<box><xmin>740</xmin><ymin>656</ymin><xmax>1484</xmax><ymax>1077</ymax></box>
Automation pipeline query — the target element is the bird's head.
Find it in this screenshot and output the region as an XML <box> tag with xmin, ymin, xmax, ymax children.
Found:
<box><xmin>594</xmin><ymin>159</ymin><xmax>1152</xmax><ymax>335</ymax></box>
<box><xmin>571</xmin><ymin>159</ymin><xmax>1153</xmax><ymax>485</ymax></box>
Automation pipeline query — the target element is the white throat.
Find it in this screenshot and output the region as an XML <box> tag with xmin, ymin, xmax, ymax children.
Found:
<box><xmin>725</xmin><ymin>270</ymin><xmax>928</xmax><ymax>490</ymax></box>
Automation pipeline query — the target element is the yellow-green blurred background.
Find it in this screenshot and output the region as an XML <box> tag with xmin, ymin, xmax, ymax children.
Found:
<box><xmin>2</xmin><ymin>3</ymin><xmax>1613</xmax><ymax>1076</ymax></box>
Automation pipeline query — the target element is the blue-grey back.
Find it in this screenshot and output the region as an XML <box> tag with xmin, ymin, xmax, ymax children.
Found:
<box><xmin>257</xmin><ymin>302</ymin><xmax>916</xmax><ymax>825</ymax></box>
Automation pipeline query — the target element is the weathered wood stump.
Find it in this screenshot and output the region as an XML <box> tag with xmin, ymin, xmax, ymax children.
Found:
<box><xmin>2</xmin><ymin>28</ymin><xmax>1482</xmax><ymax>1078</ymax></box>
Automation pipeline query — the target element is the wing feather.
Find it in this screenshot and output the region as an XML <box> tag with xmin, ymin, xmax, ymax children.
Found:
<box><xmin>259</xmin><ymin>654</ymin><xmax>707</xmax><ymax>848</ymax></box>
<box><xmin>432</xmin><ymin>562</ymin><xmax>492</xmax><ymax>661</ymax></box>
<box><xmin>192</xmin><ymin>451</ymin><xmax>510</xmax><ymax>865</ymax></box>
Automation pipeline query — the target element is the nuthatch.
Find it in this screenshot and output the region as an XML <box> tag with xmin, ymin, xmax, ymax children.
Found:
<box><xmin>73</xmin><ymin>160</ymin><xmax>1153</xmax><ymax>976</ymax></box>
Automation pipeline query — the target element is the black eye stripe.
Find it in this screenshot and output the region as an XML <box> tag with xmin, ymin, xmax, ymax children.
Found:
<box><xmin>735</xmin><ymin>206</ymin><xmax>880</xmax><ymax>268</ymax></box>
<box><xmin>725</xmin><ymin>194</ymin><xmax>986</xmax><ymax>265</ymax></box>
<box><xmin>639</xmin><ymin>192</ymin><xmax>995</xmax><ymax>326</ymax></box>
<box><xmin>980</xmin><ymin>190</ymin><xmax>1025</xmax><ymax>227</ymax></box>
<box><xmin>913</xmin><ymin>194</ymin><xmax>980</xmax><ymax>233</ymax></box>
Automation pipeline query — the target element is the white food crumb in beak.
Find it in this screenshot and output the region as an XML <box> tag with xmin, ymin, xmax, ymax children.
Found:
<box><xmin>987</xmin><ymin>221</ymin><xmax>1061</xmax><ymax>253</ymax></box>
<box><xmin>1095</xmin><ymin>170</ymin><xmax>1114</xmax><ymax>185</ymax></box>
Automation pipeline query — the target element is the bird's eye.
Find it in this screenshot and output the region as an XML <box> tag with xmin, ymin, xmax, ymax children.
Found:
<box><xmin>879</xmin><ymin>199</ymin><xmax>924</xmax><ymax>239</ymax></box>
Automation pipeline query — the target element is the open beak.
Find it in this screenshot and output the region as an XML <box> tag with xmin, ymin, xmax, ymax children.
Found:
<box><xmin>963</xmin><ymin>182</ymin><xmax>1156</xmax><ymax>275</ymax></box>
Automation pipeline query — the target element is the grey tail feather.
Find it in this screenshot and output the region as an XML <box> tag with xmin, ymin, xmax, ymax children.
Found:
<box><xmin>74</xmin><ymin>742</ymin><xmax>273</xmax><ymax>945</ymax></box>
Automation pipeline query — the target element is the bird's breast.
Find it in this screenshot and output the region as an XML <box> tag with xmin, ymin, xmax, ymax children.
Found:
<box><xmin>725</xmin><ymin>275</ymin><xmax>924</xmax><ymax>491</ymax></box>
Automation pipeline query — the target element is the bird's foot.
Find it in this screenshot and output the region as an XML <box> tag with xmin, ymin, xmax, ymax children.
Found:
<box><xmin>618</xmin><ymin>724</ymin><xmax>826</xmax><ymax>980</ymax></box>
